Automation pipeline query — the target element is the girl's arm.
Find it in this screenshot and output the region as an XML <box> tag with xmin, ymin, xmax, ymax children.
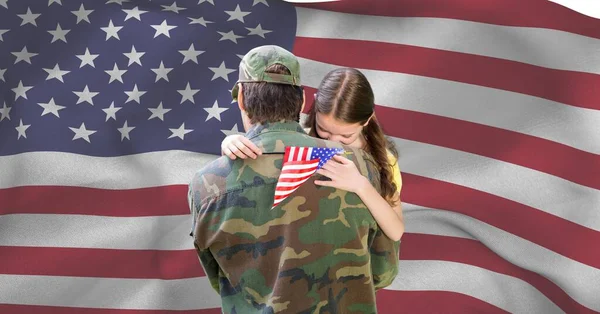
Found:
<box><xmin>315</xmin><ymin>155</ymin><xmax>404</xmax><ymax>241</ymax></box>
<box><xmin>221</xmin><ymin>134</ymin><xmax>262</xmax><ymax>160</ymax></box>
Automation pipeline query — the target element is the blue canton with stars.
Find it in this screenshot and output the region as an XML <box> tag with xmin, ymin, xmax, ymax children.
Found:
<box><xmin>311</xmin><ymin>147</ymin><xmax>344</xmax><ymax>169</ymax></box>
<box><xmin>0</xmin><ymin>0</ymin><xmax>296</xmax><ymax>156</ymax></box>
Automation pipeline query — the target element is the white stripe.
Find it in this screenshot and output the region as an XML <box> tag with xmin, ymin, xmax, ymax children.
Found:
<box><xmin>0</xmin><ymin>151</ymin><xmax>218</xmax><ymax>189</ymax></box>
<box><xmin>0</xmin><ymin>214</ymin><xmax>195</xmax><ymax>250</ymax></box>
<box><xmin>280</xmin><ymin>162</ymin><xmax>319</xmax><ymax>171</ymax></box>
<box><xmin>296</xmin><ymin>7</ymin><xmax>600</xmax><ymax>75</ymax></box>
<box><xmin>0</xmin><ymin>274</ymin><xmax>220</xmax><ymax>310</ymax></box>
<box><xmin>387</xmin><ymin>260</ymin><xmax>564</xmax><ymax>314</ymax></box>
<box><xmin>279</xmin><ymin>171</ymin><xmax>315</xmax><ymax>179</ymax></box>
<box><xmin>394</xmin><ymin>138</ymin><xmax>600</xmax><ymax>231</ymax></box>
<box><xmin>401</xmin><ymin>202</ymin><xmax>600</xmax><ymax>311</ymax></box>
<box><xmin>299</xmin><ymin>57</ymin><xmax>600</xmax><ymax>154</ymax></box>
<box><xmin>287</xmin><ymin>146</ymin><xmax>297</xmax><ymax>161</ymax></box>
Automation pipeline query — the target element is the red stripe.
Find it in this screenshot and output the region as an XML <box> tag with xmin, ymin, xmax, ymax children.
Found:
<box><xmin>0</xmin><ymin>304</ymin><xmax>221</xmax><ymax>314</ymax></box>
<box><xmin>302</xmin><ymin>87</ymin><xmax>600</xmax><ymax>190</ymax></box>
<box><xmin>302</xmin><ymin>147</ymin><xmax>310</xmax><ymax>160</ymax></box>
<box><xmin>376</xmin><ymin>290</ymin><xmax>508</xmax><ymax>314</ymax></box>
<box><xmin>376</xmin><ymin>106</ymin><xmax>600</xmax><ymax>190</ymax></box>
<box><xmin>0</xmin><ymin>246</ymin><xmax>204</xmax><ymax>279</ymax></box>
<box><xmin>402</xmin><ymin>173</ymin><xmax>600</xmax><ymax>269</ymax></box>
<box><xmin>292</xmin><ymin>146</ymin><xmax>300</xmax><ymax>160</ymax></box>
<box><xmin>402</xmin><ymin>233</ymin><xmax>594</xmax><ymax>314</ymax></box>
<box><xmin>293</xmin><ymin>0</ymin><xmax>600</xmax><ymax>40</ymax></box>
<box><xmin>0</xmin><ymin>185</ymin><xmax>188</xmax><ymax>216</ymax></box>
<box><xmin>295</xmin><ymin>37</ymin><xmax>600</xmax><ymax>110</ymax></box>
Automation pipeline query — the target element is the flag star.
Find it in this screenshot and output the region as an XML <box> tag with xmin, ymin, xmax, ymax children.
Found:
<box><xmin>0</xmin><ymin>68</ymin><xmax>5</xmax><ymax>82</ymax></box>
<box><xmin>236</xmin><ymin>54</ymin><xmax>244</xmax><ymax>59</ymax></box>
<box><xmin>69</xmin><ymin>122</ymin><xmax>97</xmax><ymax>143</ymax></box>
<box><xmin>204</xmin><ymin>100</ymin><xmax>228</xmax><ymax>122</ymax></box>
<box><xmin>76</xmin><ymin>48</ymin><xmax>99</xmax><ymax>68</ymax></box>
<box><xmin>189</xmin><ymin>16</ymin><xmax>213</xmax><ymax>27</ymax></box>
<box><xmin>102</xmin><ymin>101</ymin><xmax>122</xmax><ymax>121</ymax></box>
<box><xmin>161</xmin><ymin>2</ymin><xmax>186</xmax><ymax>13</ymax></box>
<box><xmin>246</xmin><ymin>24</ymin><xmax>272</xmax><ymax>38</ymax></box>
<box><xmin>44</xmin><ymin>64</ymin><xmax>70</xmax><ymax>82</ymax></box>
<box><xmin>253</xmin><ymin>0</ymin><xmax>268</xmax><ymax>6</ymax></box>
<box><xmin>12</xmin><ymin>46</ymin><xmax>38</xmax><ymax>64</ymax></box>
<box><xmin>117</xmin><ymin>120</ymin><xmax>135</xmax><ymax>141</ymax></box>
<box><xmin>217</xmin><ymin>30</ymin><xmax>244</xmax><ymax>43</ymax></box>
<box><xmin>37</xmin><ymin>98</ymin><xmax>66</xmax><ymax>118</ymax></box>
<box><xmin>71</xmin><ymin>4</ymin><xmax>93</xmax><ymax>24</ymax></box>
<box><xmin>0</xmin><ymin>0</ymin><xmax>7</xmax><ymax>9</ymax></box>
<box><xmin>0</xmin><ymin>102</ymin><xmax>11</xmax><ymax>121</ymax></box>
<box><xmin>18</xmin><ymin>8</ymin><xmax>41</xmax><ymax>26</ymax></box>
<box><xmin>148</xmin><ymin>102</ymin><xmax>171</xmax><ymax>121</ymax></box>
<box><xmin>48</xmin><ymin>23</ymin><xmax>70</xmax><ymax>43</ymax></box>
<box><xmin>73</xmin><ymin>85</ymin><xmax>99</xmax><ymax>105</ymax></box>
<box><xmin>177</xmin><ymin>82</ymin><xmax>200</xmax><ymax>104</ymax></box>
<box><xmin>123</xmin><ymin>6</ymin><xmax>147</xmax><ymax>21</ymax></box>
<box><xmin>151</xmin><ymin>61</ymin><xmax>173</xmax><ymax>82</ymax></box>
<box><xmin>12</xmin><ymin>81</ymin><xmax>33</xmax><ymax>100</ymax></box>
<box><xmin>15</xmin><ymin>119</ymin><xmax>30</xmax><ymax>140</ymax></box>
<box><xmin>106</xmin><ymin>0</ymin><xmax>129</xmax><ymax>4</ymax></box>
<box><xmin>179</xmin><ymin>43</ymin><xmax>204</xmax><ymax>64</ymax></box>
<box><xmin>168</xmin><ymin>123</ymin><xmax>193</xmax><ymax>140</ymax></box>
<box><xmin>105</xmin><ymin>63</ymin><xmax>127</xmax><ymax>83</ymax></box>
<box><xmin>0</xmin><ymin>29</ymin><xmax>8</xmax><ymax>41</ymax></box>
<box><xmin>48</xmin><ymin>0</ymin><xmax>62</xmax><ymax>5</ymax></box>
<box><xmin>101</xmin><ymin>20</ymin><xmax>122</xmax><ymax>40</ymax></box>
<box><xmin>209</xmin><ymin>61</ymin><xmax>236</xmax><ymax>82</ymax></box>
<box><xmin>123</xmin><ymin>46</ymin><xmax>145</xmax><ymax>66</ymax></box>
<box><xmin>198</xmin><ymin>0</ymin><xmax>214</xmax><ymax>4</ymax></box>
<box><xmin>221</xmin><ymin>123</ymin><xmax>244</xmax><ymax>136</ymax></box>
<box><xmin>151</xmin><ymin>20</ymin><xmax>176</xmax><ymax>38</ymax></box>
<box><xmin>124</xmin><ymin>84</ymin><xmax>146</xmax><ymax>104</ymax></box>
<box><xmin>225</xmin><ymin>5</ymin><xmax>251</xmax><ymax>23</ymax></box>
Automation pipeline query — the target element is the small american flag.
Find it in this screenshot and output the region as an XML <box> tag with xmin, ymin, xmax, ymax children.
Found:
<box><xmin>272</xmin><ymin>146</ymin><xmax>344</xmax><ymax>208</ymax></box>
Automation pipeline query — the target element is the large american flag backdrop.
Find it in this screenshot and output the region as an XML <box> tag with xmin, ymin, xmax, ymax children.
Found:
<box><xmin>0</xmin><ymin>0</ymin><xmax>599</xmax><ymax>313</ymax></box>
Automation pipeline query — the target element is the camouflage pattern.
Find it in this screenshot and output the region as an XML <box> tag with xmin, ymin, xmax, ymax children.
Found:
<box><xmin>188</xmin><ymin>121</ymin><xmax>400</xmax><ymax>314</ymax></box>
<box><xmin>231</xmin><ymin>45</ymin><xmax>302</xmax><ymax>101</ymax></box>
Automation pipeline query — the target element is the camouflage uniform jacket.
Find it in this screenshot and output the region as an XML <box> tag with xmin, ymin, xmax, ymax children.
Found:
<box><xmin>188</xmin><ymin>121</ymin><xmax>400</xmax><ymax>314</ymax></box>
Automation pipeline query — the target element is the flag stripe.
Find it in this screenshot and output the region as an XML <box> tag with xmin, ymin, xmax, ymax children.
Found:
<box><xmin>0</xmin><ymin>275</ymin><xmax>220</xmax><ymax>310</ymax></box>
<box><xmin>295</xmin><ymin>6</ymin><xmax>600</xmax><ymax>75</ymax></box>
<box><xmin>402</xmin><ymin>173</ymin><xmax>600</xmax><ymax>269</ymax></box>
<box><xmin>376</xmin><ymin>290</ymin><xmax>509</xmax><ymax>314</ymax></box>
<box><xmin>0</xmin><ymin>151</ymin><xmax>212</xmax><ymax>190</ymax></box>
<box><xmin>386</xmin><ymin>260</ymin><xmax>563</xmax><ymax>314</ymax></box>
<box><xmin>394</xmin><ymin>138</ymin><xmax>600</xmax><ymax>231</ymax></box>
<box><xmin>0</xmin><ymin>185</ymin><xmax>189</xmax><ymax>216</ymax></box>
<box><xmin>0</xmin><ymin>304</ymin><xmax>221</xmax><ymax>314</ymax></box>
<box><xmin>0</xmin><ymin>246</ymin><xmax>204</xmax><ymax>280</ymax></box>
<box><xmin>402</xmin><ymin>205</ymin><xmax>600</xmax><ymax>310</ymax></box>
<box><xmin>375</xmin><ymin>106</ymin><xmax>600</xmax><ymax>190</ymax></box>
<box><xmin>300</xmin><ymin>60</ymin><xmax>600</xmax><ymax>155</ymax></box>
<box><xmin>294</xmin><ymin>0</ymin><xmax>600</xmax><ymax>40</ymax></box>
<box><xmin>0</xmin><ymin>214</ymin><xmax>193</xmax><ymax>250</ymax></box>
<box><xmin>401</xmin><ymin>233</ymin><xmax>593</xmax><ymax>314</ymax></box>
<box><xmin>295</xmin><ymin>37</ymin><xmax>600</xmax><ymax>110</ymax></box>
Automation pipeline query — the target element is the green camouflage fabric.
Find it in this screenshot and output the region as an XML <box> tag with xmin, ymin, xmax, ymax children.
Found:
<box><xmin>188</xmin><ymin>121</ymin><xmax>400</xmax><ymax>314</ymax></box>
<box><xmin>231</xmin><ymin>45</ymin><xmax>302</xmax><ymax>101</ymax></box>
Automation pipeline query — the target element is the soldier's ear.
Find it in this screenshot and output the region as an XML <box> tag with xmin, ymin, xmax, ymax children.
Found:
<box><xmin>300</xmin><ymin>88</ymin><xmax>306</xmax><ymax>113</ymax></box>
<box><xmin>237</xmin><ymin>83</ymin><xmax>246</xmax><ymax>112</ymax></box>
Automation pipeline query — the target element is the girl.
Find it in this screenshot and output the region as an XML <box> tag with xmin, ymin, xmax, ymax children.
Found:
<box><xmin>221</xmin><ymin>68</ymin><xmax>404</xmax><ymax>241</ymax></box>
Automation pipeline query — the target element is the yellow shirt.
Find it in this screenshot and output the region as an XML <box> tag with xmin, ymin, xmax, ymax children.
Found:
<box><xmin>387</xmin><ymin>150</ymin><xmax>402</xmax><ymax>193</ymax></box>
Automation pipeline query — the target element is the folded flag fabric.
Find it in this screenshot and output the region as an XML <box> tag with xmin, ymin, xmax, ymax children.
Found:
<box><xmin>272</xmin><ymin>146</ymin><xmax>344</xmax><ymax>209</ymax></box>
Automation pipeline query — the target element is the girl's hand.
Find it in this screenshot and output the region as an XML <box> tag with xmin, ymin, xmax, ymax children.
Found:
<box><xmin>221</xmin><ymin>135</ymin><xmax>262</xmax><ymax>160</ymax></box>
<box><xmin>314</xmin><ymin>154</ymin><xmax>370</xmax><ymax>193</ymax></box>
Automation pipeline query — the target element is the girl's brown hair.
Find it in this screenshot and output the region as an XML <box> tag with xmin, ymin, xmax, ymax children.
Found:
<box><xmin>304</xmin><ymin>68</ymin><xmax>399</xmax><ymax>206</ymax></box>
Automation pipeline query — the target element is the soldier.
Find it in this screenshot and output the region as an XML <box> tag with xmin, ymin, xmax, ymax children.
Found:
<box><xmin>188</xmin><ymin>45</ymin><xmax>399</xmax><ymax>313</ymax></box>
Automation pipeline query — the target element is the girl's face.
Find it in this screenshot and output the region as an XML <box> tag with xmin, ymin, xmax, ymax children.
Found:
<box><xmin>314</xmin><ymin>112</ymin><xmax>366</xmax><ymax>148</ymax></box>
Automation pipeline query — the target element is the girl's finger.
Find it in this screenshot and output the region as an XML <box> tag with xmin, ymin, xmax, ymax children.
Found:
<box><xmin>233</xmin><ymin>140</ymin><xmax>257</xmax><ymax>159</ymax></box>
<box><xmin>222</xmin><ymin>147</ymin><xmax>237</xmax><ymax>160</ymax></box>
<box><xmin>240</xmin><ymin>137</ymin><xmax>262</xmax><ymax>156</ymax></box>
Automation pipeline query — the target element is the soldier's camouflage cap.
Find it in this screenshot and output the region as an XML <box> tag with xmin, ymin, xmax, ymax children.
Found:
<box><xmin>231</xmin><ymin>45</ymin><xmax>301</xmax><ymax>101</ymax></box>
